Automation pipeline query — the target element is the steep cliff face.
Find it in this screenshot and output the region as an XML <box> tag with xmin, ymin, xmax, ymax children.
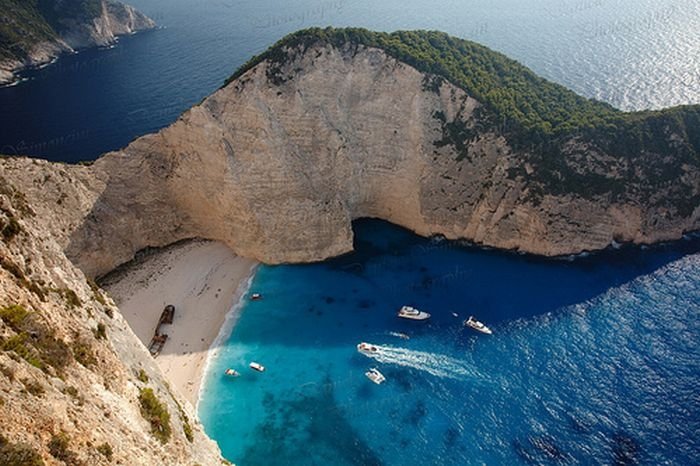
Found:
<box><xmin>52</xmin><ymin>41</ymin><xmax>699</xmax><ymax>277</ymax></box>
<box><xmin>58</xmin><ymin>0</ymin><xmax>154</xmax><ymax>49</ymax></box>
<box><xmin>0</xmin><ymin>162</ymin><xmax>223</xmax><ymax>464</ymax></box>
<box><xmin>0</xmin><ymin>28</ymin><xmax>698</xmax><ymax>464</ymax></box>
<box><xmin>0</xmin><ymin>0</ymin><xmax>155</xmax><ymax>85</ymax></box>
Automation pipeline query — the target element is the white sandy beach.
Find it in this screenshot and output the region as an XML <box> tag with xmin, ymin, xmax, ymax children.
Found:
<box><xmin>102</xmin><ymin>240</ymin><xmax>257</xmax><ymax>406</ymax></box>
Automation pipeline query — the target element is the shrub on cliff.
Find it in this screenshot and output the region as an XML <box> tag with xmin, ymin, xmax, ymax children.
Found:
<box><xmin>138</xmin><ymin>388</ymin><xmax>172</xmax><ymax>444</ymax></box>
<box><xmin>71</xmin><ymin>340</ymin><xmax>96</xmax><ymax>368</ymax></box>
<box><xmin>0</xmin><ymin>434</ymin><xmax>44</xmax><ymax>466</ymax></box>
<box><xmin>0</xmin><ymin>304</ymin><xmax>30</xmax><ymax>331</ymax></box>
<box><xmin>0</xmin><ymin>304</ymin><xmax>72</xmax><ymax>373</ymax></box>
<box><xmin>96</xmin><ymin>442</ymin><xmax>113</xmax><ymax>460</ymax></box>
<box><xmin>1</xmin><ymin>215</ymin><xmax>21</xmax><ymax>241</ymax></box>
<box><xmin>47</xmin><ymin>432</ymin><xmax>78</xmax><ymax>464</ymax></box>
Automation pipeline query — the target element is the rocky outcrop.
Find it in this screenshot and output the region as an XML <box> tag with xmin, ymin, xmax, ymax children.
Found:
<box><xmin>0</xmin><ymin>162</ymin><xmax>224</xmax><ymax>464</ymax></box>
<box><xmin>59</xmin><ymin>1</ymin><xmax>155</xmax><ymax>50</ymax></box>
<box><xmin>0</xmin><ymin>29</ymin><xmax>698</xmax><ymax>464</ymax></box>
<box><xmin>42</xmin><ymin>41</ymin><xmax>699</xmax><ymax>277</ymax></box>
<box><xmin>0</xmin><ymin>1</ymin><xmax>155</xmax><ymax>86</ymax></box>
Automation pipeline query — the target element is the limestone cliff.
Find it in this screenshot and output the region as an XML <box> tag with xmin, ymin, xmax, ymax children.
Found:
<box><xmin>0</xmin><ymin>163</ymin><xmax>224</xmax><ymax>464</ymax></box>
<box><xmin>0</xmin><ymin>0</ymin><xmax>155</xmax><ymax>86</ymax></box>
<box><xmin>55</xmin><ymin>34</ymin><xmax>700</xmax><ymax>277</ymax></box>
<box><xmin>0</xmin><ymin>28</ymin><xmax>698</xmax><ymax>464</ymax></box>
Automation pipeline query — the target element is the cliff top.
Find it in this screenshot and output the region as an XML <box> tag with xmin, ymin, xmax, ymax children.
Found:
<box><xmin>0</xmin><ymin>0</ymin><xmax>152</xmax><ymax>64</ymax></box>
<box><xmin>226</xmin><ymin>28</ymin><xmax>698</xmax><ymax>140</ymax></box>
<box><xmin>225</xmin><ymin>27</ymin><xmax>699</xmax><ymax>212</ymax></box>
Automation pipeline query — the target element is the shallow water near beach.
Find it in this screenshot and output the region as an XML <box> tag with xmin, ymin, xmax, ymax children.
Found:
<box><xmin>199</xmin><ymin>219</ymin><xmax>700</xmax><ymax>465</ymax></box>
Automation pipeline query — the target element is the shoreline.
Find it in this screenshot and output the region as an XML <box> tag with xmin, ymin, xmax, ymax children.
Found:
<box><xmin>0</xmin><ymin>26</ymin><xmax>157</xmax><ymax>88</ymax></box>
<box><xmin>101</xmin><ymin>239</ymin><xmax>257</xmax><ymax>406</ymax></box>
<box><xmin>196</xmin><ymin>268</ymin><xmax>257</xmax><ymax>413</ymax></box>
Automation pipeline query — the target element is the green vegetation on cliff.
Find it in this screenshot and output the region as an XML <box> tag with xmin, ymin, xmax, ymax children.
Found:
<box><xmin>0</xmin><ymin>434</ymin><xmax>44</xmax><ymax>466</ymax></box>
<box><xmin>227</xmin><ymin>28</ymin><xmax>698</xmax><ymax>146</ymax></box>
<box><xmin>0</xmin><ymin>1</ymin><xmax>56</xmax><ymax>62</ymax></box>
<box><xmin>227</xmin><ymin>27</ymin><xmax>622</xmax><ymax>138</ymax></box>
<box><xmin>0</xmin><ymin>0</ymin><xmax>102</xmax><ymax>62</ymax></box>
<box><xmin>0</xmin><ymin>304</ymin><xmax>73</xmax><ymax>374</ymax></box>
<box><xmin>226</xmin><ymin>28</ymin><xmax>700</xmax><ymax>213</ymax></box>
<box><xmin>138</xmin><ymin>388</ymin><xmax>172</xmax><ymax>444</ymax></box>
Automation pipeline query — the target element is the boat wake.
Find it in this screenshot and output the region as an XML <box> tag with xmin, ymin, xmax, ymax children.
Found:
<box><xmin>360</xmin><ymin>344</ymin><xmax>483</xmax><ymax>380</ymax></box>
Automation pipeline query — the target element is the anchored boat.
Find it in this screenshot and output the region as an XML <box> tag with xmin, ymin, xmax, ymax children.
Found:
<box><xmin>397</xmin><ymin>305</ymin><xmax>431</xmax><ymax>321</ymax></box>
<box><xmin>224</xmin><ymin>368</ymin><xmax>240</xmax><ymax>377</ymax></box>
<box><xmin>365</xmin><ymin>368</ymin><xmax>386</xmax><ymax>384</ymax></box>
<box><xmin>249</xmin><ymin>362</ymin><xmax>266</xmax><ymax>372</ymax></box>
<box><xmin>388</xmin><ymin>331</ymin><xmax>410</xmax><ymax>340</ymax></box>
<box><xmin>464</xmin><ymin>316</ymin><xmax>493</xmax><ymax>335</ymax></box>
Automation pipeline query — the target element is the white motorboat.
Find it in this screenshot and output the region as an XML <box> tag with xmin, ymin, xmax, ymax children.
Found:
<box><xmin>357</xmin><ymin>342</ymin><xmax>380</xmax><ymax>355</ymax></box>
<box><xmin>365</xmin><ymin>368</ymin><xmax>386</xmax><ymax>384</ymax></box>
<box><xmin>397</xmin><ymin>305</ymin><xmax>431</xmax><ymax>321</ymax></box>
<box><xmin>251</xmin><ymin>293</ymin><xmax>263</xmax><ymax>301</ymax></box>
<box><xmin>464</xmin><ymin>316</ymin><xmax>493</xmax><ymax>335</ymax></box>
<box><xmin>224</xmin><ymin>368</ymin><xmax>240</xmax><ymax>377</ymax></box>
<box><xmin>249</xmin><ymin>362</ymin><xmax>266</xmax><ymax>372</ymax></box>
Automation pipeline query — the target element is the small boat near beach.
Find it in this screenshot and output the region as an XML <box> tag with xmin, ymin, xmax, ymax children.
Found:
<box><xmin>249</xmin><ymin>362</ymin><xmax>266</xmax><ymax>372</ymax></box>
<box><xmin>224</xmin><ymin>368</ymin><xmax>240</xmax><ymax>377</ymax></box>
<box><xmin>397</xmin><ymin>305</ymin><xmax>431</xmax><ymax>321</ymax></box>
<box><xmin>464</xmin><ymin>316</ymin><xmax>493</xmax><ymax>335</ymax></box>
<box><xmin>389</xmin><ymin>331</ymin><xmax>410</xmax><ymax>340</ymax></box>
<box><xmin>251</xmin><ymin>293</ymin><xmax>263</xmax><ymax>301</ymax></box>
<box><xmin>365</xmin><ymin>368</ymin><xmax>386</xmax><ymax>384</ymax></box>
<box><xmin>357</xmin><ymin>342</ymin><xmax>380</xmax><ymax>355</ymax></box>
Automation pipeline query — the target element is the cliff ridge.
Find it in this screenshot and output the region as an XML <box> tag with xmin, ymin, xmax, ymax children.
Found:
<box><xmin>0</xmin><ymin>0</ymin><xmax>155</xmax><ymax>85</ymax></box>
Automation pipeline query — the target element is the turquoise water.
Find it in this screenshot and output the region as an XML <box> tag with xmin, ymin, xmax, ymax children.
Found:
<box><xmin>1</xmin><ymin>0</ymin><xmax>697</xmax><ymax>462</ymax></box>
<box><xmin>199</xmin><ymin>220</ymin><xmax>700</xmax><ymax>465</ymax></box>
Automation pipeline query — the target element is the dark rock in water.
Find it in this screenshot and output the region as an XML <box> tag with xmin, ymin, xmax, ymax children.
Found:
<box><xmin>243</xmin><ymin>375</ymin><xmax>383</xmax><ymax>466</ymax></box>
<box><xmin>443</xmin><ymin>426</ymin><xmax>461</xmax><ymax>447</ymax></box>
<box><xmin>565</xmin><ymin>410</ymin><xmax>592</xmax><ymax>433</ymax></box>
<box><xmin>355</xmin><ymin>384</ymin><xmax>373</xmax><ymax>400</ymax></box>
<box><xmin>611</xmin><ymin>432</ymin><xmax>640</xmax><ymax>465</ymax></box>
<box><xmin>262</xmin><ymin>392</ymin><xmax>275</xmax><ymax>406</ymax></box>
<box><xmin>323</xmin><ymin>296</ymin><xmax>336</xmax><ymax>304</ymax></box>
<box><xmin>404</xmin><ymin>400</ymin><xmax>428</xmax><ymax>426</ymax></box>
<box><xmin>513</xmin><ymin>434</ymin><xmax>569</xmax><ymax>464</ymax></box>
<box><xmin>529</xmin><ymin>434</ymin><xmax>566</xmax><ymax>460</ymax></box>
<box><xmin>358</xmin><ymin>299</ymin><xmax>375</xmax><ymax>309</ymax></box>
<box><xmin>389</xmin><ymin>369</ymin><xmax>413</xmax><ymax>393</ymax></box>
<box><xmin>513</xmin><ymin>439</ymin><xmax>538</xmax><ymax>464</ymax></box>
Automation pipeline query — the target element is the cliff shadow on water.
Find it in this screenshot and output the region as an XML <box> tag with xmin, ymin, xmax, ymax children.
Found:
<box><xmin>203</xmin><ymin>218</ymin><xmax>700</xmax><ymax>351</ymax></box>
<box><xmin>62</xmin><ymin>28</ymin><xmax>700</xmax><ymax>276</ymax></box>
<box><xmin>199</xmin><ymin>218</ymin><xmax>700</xmax><ymax>466</ymax></box>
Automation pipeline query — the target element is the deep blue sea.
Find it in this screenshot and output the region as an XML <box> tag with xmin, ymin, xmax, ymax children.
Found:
<box><xmin>0</xmin><ymin>0</ymin><xmax>698</xmax><ymax>161</ymax></box>
<box><xmin>0</xmin><ymin>0</ymin><xmax>698</xmax><ymax>464</ymax></box>
<box><xmin>199</xmin><ymin>220</ymin><xmax>700</xmax><ymax>465</ymax></box>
